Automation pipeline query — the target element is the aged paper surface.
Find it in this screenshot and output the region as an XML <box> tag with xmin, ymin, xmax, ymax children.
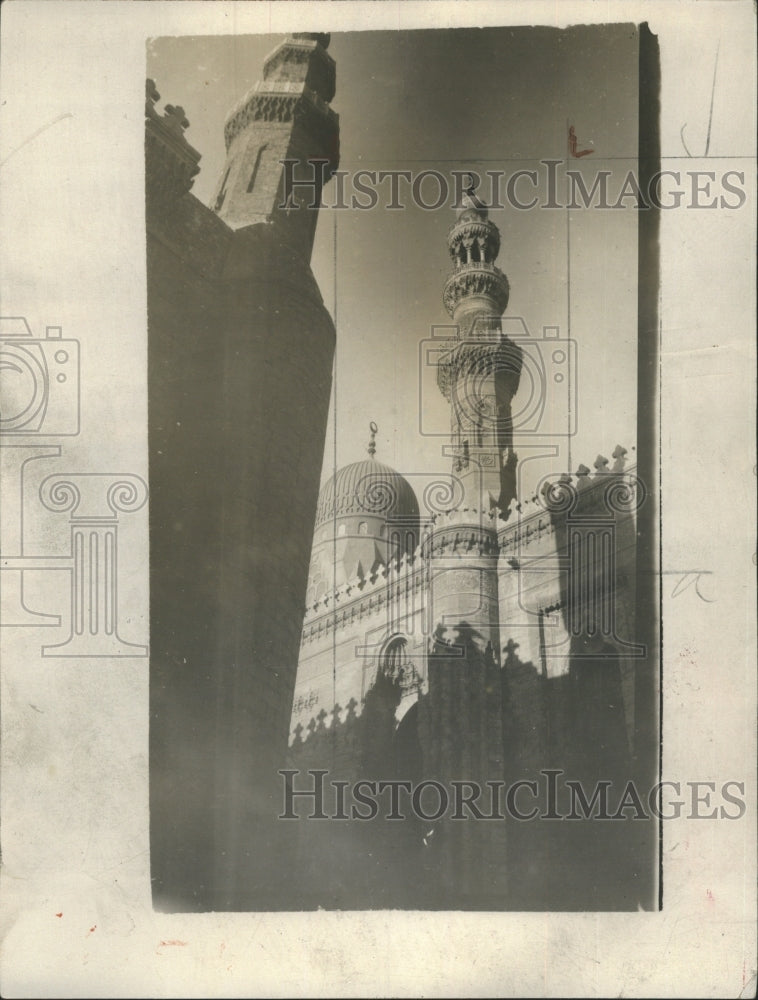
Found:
<box><xmin>0</xmin><ymin>1</ymin><xmax>755</xmax><ymax>996</ymax></box>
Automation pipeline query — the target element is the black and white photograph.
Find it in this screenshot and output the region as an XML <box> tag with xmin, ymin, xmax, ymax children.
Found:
<box><xmin>147</xmin><ymin>25</ymin><xmax>660</xmax><ymax>914</ymax></box>
<box><xmin>0</xmin><ymin>2</ymin><xmax>755</xmax><ymax>996</ymax></box>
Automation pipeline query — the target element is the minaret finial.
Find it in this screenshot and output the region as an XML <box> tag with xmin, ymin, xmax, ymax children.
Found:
<box><xmin>444</xmin><ymin>177</ymin><xmax>508</xmax><ymax>320</ymax></box>
<box><xmin>456</xmin><ymin>171</ymin><xmax>489</xmax><ymax>218</ymax></box>
<box><xmin>368</xmin><ymin>421</ymin><xmax>378</xmax><ymax>458</ymax></box>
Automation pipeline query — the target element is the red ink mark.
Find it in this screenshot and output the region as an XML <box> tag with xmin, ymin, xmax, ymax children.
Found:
<box><xmin>159</xmin><ymin>939</ymin><xmax>187</xmax><ymax>947</ymax></box>
<box><xmin>706</xmin><ymin>889</ymin><xmax>715</xmax><ymax>902</ymax></box>
<box><xmin>89</xmin><ymin>925</ymin><xmax>96</xmax><ymax>933</ymax></box>
<box><xmin>55</xmin><ymin>912</ymin><xmax>63</xmax><ymax>918</ymax></box>
<box><xmin>569</xmin><ymin>125</ymin><xmax>594</xmax><ymax>158</ymax></box>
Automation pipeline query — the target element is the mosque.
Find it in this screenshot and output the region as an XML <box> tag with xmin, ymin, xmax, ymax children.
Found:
<box><xmin>147</xmin><ymin>29</ymin><xmax>657</xmax><ymax>912</ymax></box>
<box><xmin>287</xmin><ymin>184</ymin><xmax>649</xmax><ymax>910</ymax></box>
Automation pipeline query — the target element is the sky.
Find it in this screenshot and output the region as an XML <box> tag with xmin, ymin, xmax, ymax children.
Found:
<box><xmin>147</xmin><ymin>25</ymin><xmax>640</xmax><ymax>501</ymax></box>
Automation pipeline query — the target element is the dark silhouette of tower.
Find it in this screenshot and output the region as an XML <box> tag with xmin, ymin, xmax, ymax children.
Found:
<box><xmin>147</xmin><ymin>33</ymin><xmax>339</xmax><ymax>910</ymax></box>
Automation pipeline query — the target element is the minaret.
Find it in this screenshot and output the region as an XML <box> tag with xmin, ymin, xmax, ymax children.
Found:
<box><xmin>211</xmin><ymin>32</ymin><xmax>339</xmax><ymax>257</ymax></box>
<box><xmin>416</xmin><ymin>188</ymin><xmax>518</xmax><ymax>899</ymax></box>
<box><xmin>437</xmin><ymin>184</ymin><xmax>522</xmax><ymax>512</ymax></box>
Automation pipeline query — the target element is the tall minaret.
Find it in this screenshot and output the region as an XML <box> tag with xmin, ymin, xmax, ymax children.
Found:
<box><xmin>211</xmin><ymin>32</ymin><xmax>339</xmax><ymax>257</ymax></box>
<box><xmin>437</xmin><ymin>185</ymin><xmax>522</xmax><ymax>512</ymax></box>
<box><xmin>416</xmin><ymin>188</ymin><xmax>519</xmax><ymax>901</ymax></box>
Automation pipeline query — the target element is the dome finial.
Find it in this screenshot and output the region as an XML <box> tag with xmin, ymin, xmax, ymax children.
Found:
<box><xmin>368</xmin><ymin>421</ymin><xmax>378</xmax><ymax>458</ymax></box>
<box><xmin>455</xmin><ymin>171</ymin><xmax>489</xmax><ymax>219</ymax></box>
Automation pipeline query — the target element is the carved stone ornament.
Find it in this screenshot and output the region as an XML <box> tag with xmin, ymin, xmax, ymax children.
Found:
<box><xmin>224</xmin><ymin>90</ymin><xmax>338</xmax><ymax>153</ymax></box>
<box><xmin>443</xmin><ymin>264</ymin><xmax>510</xmax><ymax>317</ymax></box>
<box><xmin>436</xmin><ymin>338</ymin><xmax>520</xmax><ymax>399</ymax></box>
<box><xmin>145</xmin><ymin>79</ymin><xmax>201</xmax><ymax>206</ymax></box>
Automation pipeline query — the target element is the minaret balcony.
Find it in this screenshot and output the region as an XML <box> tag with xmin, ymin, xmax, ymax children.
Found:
<box><xmin>443</xmin><ymin>262</ymin><xmax>510</xmax><ymax>319</ymax></box>
<box><xmin>223</xmin><ymin>81</ymin><xmax>339</xmax><ymax>152</ymax></box>
<box><xmin>447</xmin><ymin>218</ymin><xmax>501</xmax><ymax>262</ymax></box>
<box><xmin>263</xmin><ymin>35</ymin><xmax>336</xmax><ymax>104</ymax></box>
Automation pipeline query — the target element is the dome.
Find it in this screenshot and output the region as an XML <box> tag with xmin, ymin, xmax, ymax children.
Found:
<box><xmin>306</xmin><ymin>458</ymin><xmax>420</xmax><ymax>604</ymax></box>
<box><xmin>306</xmin><ymin>424</ymin><xmax>421</xmax><ymax>605</ymax></box>
<box><xmin>315</xmin><ymin>458</ymin><xmax>419</xmax><ymax>529</ymax></box>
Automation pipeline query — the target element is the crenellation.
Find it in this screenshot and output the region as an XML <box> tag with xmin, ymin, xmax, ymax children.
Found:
<box><xmin>285</xmin><ymin>154</ymin><xmax>644</xmax><ymax>907</ymax></box>
<box><xmin>145</xmin><ymin>78</ymin><xmax>202</xmax><ymax>206</ymax></box>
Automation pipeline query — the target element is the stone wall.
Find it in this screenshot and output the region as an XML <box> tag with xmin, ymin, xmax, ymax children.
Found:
<box><xmin>147</xmin><ymin>79</ymin><xmax>336</xmax><ymax>911</ymax></box>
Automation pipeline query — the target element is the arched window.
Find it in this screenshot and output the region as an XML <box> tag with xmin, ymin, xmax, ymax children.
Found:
<box><xmin>337</xmin><ymin>523</ymin><xmax>347</xmax><ymax>537</ymax></box>
<box><xmin>382</xmin><ymin>636</ymin><xmax>409</xmax><ymax>677</ymax></box>
<box><xmin>358</xmin><ymin>521</ymin><xmax>368</xmax><ymax>535</ymax></box>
